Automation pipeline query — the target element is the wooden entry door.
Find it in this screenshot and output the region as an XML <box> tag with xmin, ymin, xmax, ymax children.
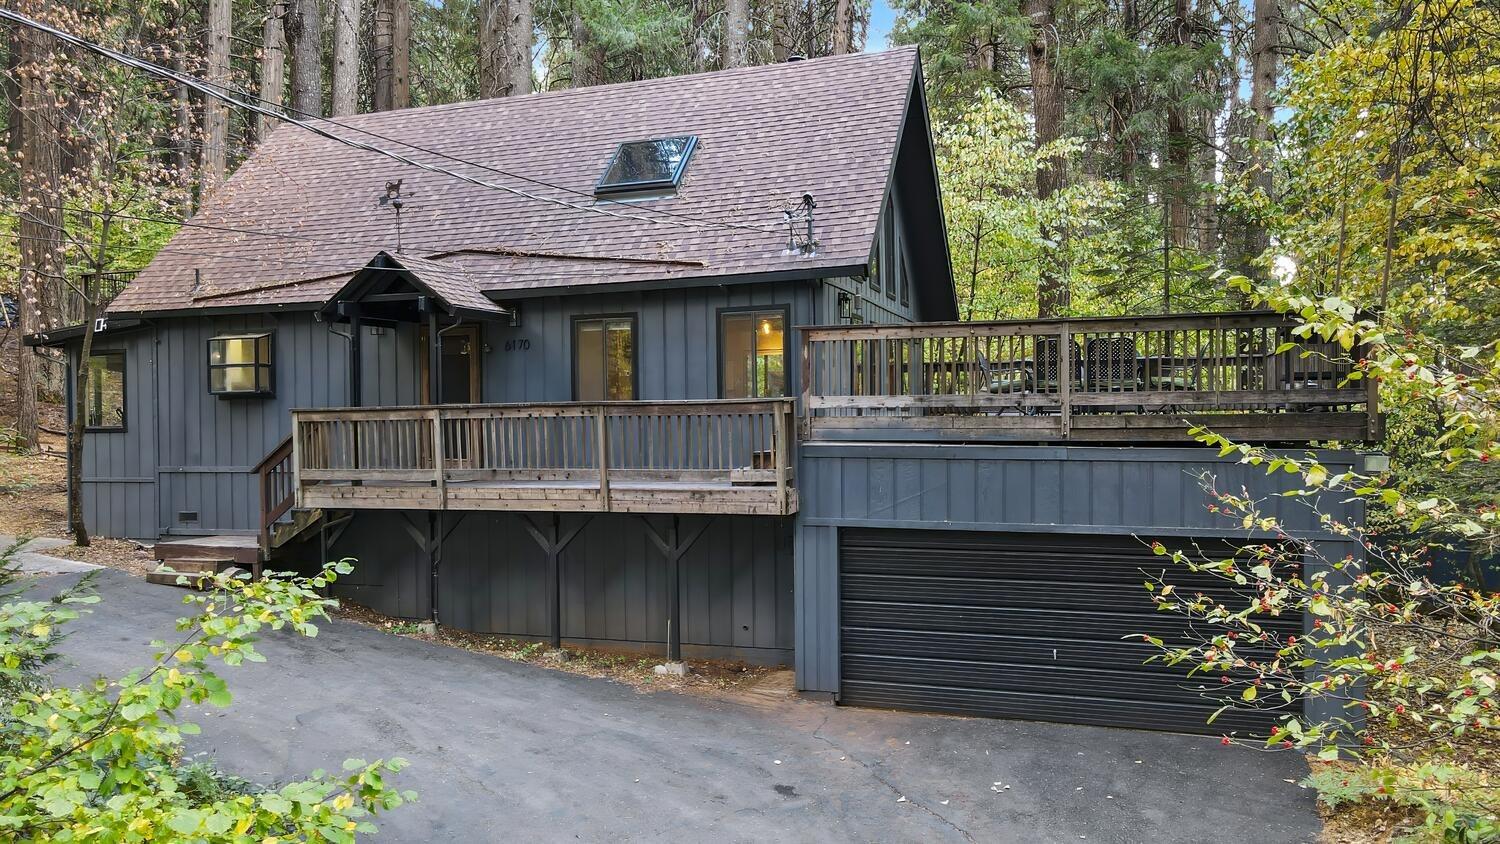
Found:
<box><xmin>420</xmin><ymin>325</ymin><xmax>482</xmax><ymax>404</ymax></box>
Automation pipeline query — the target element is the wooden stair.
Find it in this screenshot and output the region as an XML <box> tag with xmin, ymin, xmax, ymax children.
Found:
<box><xmin>148</xmin><ymin>536</ymin><xmax>261</xmax><ymax>588</ymax></box>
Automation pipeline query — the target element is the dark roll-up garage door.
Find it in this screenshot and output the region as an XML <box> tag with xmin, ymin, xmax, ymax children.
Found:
<box><xmin>839</xmin><ymin>529</ymin><xmax>1301</xmax><ymax>734</ymax></box>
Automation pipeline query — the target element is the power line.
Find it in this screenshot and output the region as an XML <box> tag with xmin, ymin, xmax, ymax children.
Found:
<box><xmin>163</xmin><ymin>59</ymin><xmax>789</xmax><ymax>236</ymax></box>
<box><xmin>0</xmin><ymin>8</ymin><xmax>783</xmax><ymax>239</ymax></box>
<box><xmin>3</xmin><ymin>209</ymin><xmax>709</xmax><ymax>281</ymax></box>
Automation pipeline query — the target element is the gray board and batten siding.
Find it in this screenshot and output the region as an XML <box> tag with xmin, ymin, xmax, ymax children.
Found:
<box><xmin>326</xmin><ymin>511</ymin><xmax>796</xmax><ymax>664</ymax></box>
<box><xmin>792</xmin><ymin>443</ymin><xmax>1364</xmax><ymax>703</ymax></box>
<box><xmin>79</xmin><ymin>273</ymin><xmax>926</xmax><ymax>539</ymax></box>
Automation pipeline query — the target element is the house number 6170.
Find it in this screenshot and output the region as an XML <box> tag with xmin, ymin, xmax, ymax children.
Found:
<box><xmin>503</xmin><ymin>339</ymin><xmax>531</xmax><ymax>352</ymax></box>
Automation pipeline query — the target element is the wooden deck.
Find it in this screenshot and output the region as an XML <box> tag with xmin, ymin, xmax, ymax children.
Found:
<box><xmin>288</xmin><ymin>399</ymin><xmax>798</xmax><ymax>517</ymax></box>
<box><xmin>799</xmin><ymin>311</ymin><xmax>1380</xmax><ymax>444</ymax></box>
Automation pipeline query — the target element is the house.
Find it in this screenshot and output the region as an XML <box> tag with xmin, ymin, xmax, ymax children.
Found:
<box><xmin>30</xmin><ymin>48</ymin><xmax>1378</xmax><ymax>736</ymax></box>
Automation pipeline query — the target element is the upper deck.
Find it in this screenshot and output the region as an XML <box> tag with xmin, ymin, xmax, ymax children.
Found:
<box><xmin>798</xmin><ymin>311</ymin><xmax>1379</xmax><ymax>444</ymax></box>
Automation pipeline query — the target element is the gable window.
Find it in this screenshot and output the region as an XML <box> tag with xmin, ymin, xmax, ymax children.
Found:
<box><xmin>721</xmin><ymin>308</ymin><xmax>786</xmax><ymax>398</ymax></box>
<box><xmin>884</xmin><ymin>197</ymin><xmax>898</xmax><ymax>301</ymax></box>
<box><xmin>595</xmin><ymin>136</ymin><xmax>697</xmax><ymax>196</ymax></box>
<box><xmin>574</xmin><ymin>316</ymin><xmax>635</xmax><ymax>400</ymax></box>
<box><xmin>208</xmin><ymin>333</ymin><xmax>274</xmax><ymax>396</ymax></box>
<box><xmin>868</xmin><ymin>238</ymin><xmax>881</xmax><ymax>293</ymax></box>
<box><xmin>84</xmin><ymin>351</ymin><xmax>126</xmax><ymax>431</ymax></box>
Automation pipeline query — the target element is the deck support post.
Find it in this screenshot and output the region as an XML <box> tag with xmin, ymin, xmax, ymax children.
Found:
<box><xmin>428</xmin><ymin>511</ymin><xmax>441</xmax><ymax>624</ymax></box>
<box><xmin>644</xmin><ymin>515</ymin><xmax>714</xmax><ymax>663</ymax></box>
<box><xmin>521</xmin><ymin>514</ymin><xmax>591</xmax><ymax>650</ymax></box>
<box><xmin>348</xmin><ymin>306</ymin><xmax>363</xmax><ymax>407</ymax></box>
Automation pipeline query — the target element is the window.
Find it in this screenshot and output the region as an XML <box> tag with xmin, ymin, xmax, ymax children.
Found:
<box><xmin>574</xmin><ymin>317</ymin><xmax>635</xmax><ymax>400</ymax></box>
<box><xmin>868</xmin><ymin>237</ymin><xmax>881</xmax><ymax>293</ymax></box>
<box><xmin>595</xmin><ymin>136</ymin><xmax>697</xmax><ymax>196</ymax></box>
<box><xmin>884</xmin><ymin>197</ymin><xmax>898</xmax><ymax>301</ymax></box>
<box><xmin>208</xmin><ymin>333</ymin><xmax>274</xmax><ymax>396</ymax></box>
<box><xmin>84</xmin><ymin>351</ymin><xmax>125</xmax><ymax>431</ymax></box>
<box><xmin>721</xmin><ymin>309</ymin><xmax>786</xmax><ymax>398</ymax></box>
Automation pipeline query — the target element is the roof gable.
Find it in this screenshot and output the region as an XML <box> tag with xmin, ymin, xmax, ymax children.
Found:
<box><xmin>110</xmin><ymin>48</ymin><xmax>929</xmax><ymax>315</ymax></box>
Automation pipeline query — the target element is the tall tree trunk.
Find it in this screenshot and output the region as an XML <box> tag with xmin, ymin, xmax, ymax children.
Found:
<box><xmin>570</xmin><ymin>10</ymin><xmax>604</xmax><ymax>87</ymax></box>
<box><xmin>373</xmin><ymin>0</ymin><xmax>410</xmax><ymax>109</ymax></box>
<box><xmin>332</xmin><ymin>0</ymin><xmax>360</xmax><ymax>116</ymax></box>
<box><xmin>14</xmin><ymin>3</ymin><xmax>61</xmax><ymax>451</ymax></box>
<box><xmin>691</xmin><ymin>0</ymin><xmax>712</xmax><ymax>71</ymax></box>
<box><xmin>1026</xmin><ymin>0</ymin><xmax>1068</xmax><ymax>317</ymax></box>
<box><xmin>770</xmin><ymin>0</ymin><xmax>793</xmax><ymax>62</ymax></box>
<box><xmin>1110</xmin><ymin>0</ymin><xmax>1137</xmax><ymax>183</ymax></box>
<box><xmin>2</xmin><ymin>30</ymin><xmax>20</xmax><ymax>159</ymax></box>
<box><xmin>201</xmin><ymin>0</ymin><xmax>231</xmax><ymax>197</ymax></box>
<box><xmin>256</xmin><ymin>2</ymin><xmax>288</xmax><ymax>139</ymax></box>
<box><xmin>172</xmin><ymin>10</ymin><xmax>196</xmax><ymax>212</ymax></box>
<box><xmin>832</xmin><ymin>0</ymin><xmax>853</xmax><ymax>55</ymax></box>
<box><xmin>288</xmin><ymin>0</ymin><xmax>323</xmax><ymax>117</ymax></box>
<box><xmin>478</xmin><ymin>0</ymin><xmax>504</xmax><ymax>97</ymax></box>
<box><xmin>1238</xmin><ymin>0</ymin><xmax>1278</xmax><ymax>275</ymax></box>
<box><xmin>724</xmin><ymin>0</ymin><xmax>750</xmax><ymax>67</ymax></box>
<box><xmin>504</xmin><ymin>0</ymin><xmax>533</xmax><ymax>96</ymax></box>
<box><xmin>1164</xmin><ymin>0</ymin><xmax>1191</xmax><ymax>250</ymax></box>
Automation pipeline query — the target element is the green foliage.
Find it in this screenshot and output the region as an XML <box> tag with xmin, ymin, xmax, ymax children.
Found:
<box><xmin>0</xmin><ymin>561</ymin><xmax>414</xmax><ymax>841</ymax></box>
<box><xmin>934</xmin><ymin>89</ymin><xmax>1126</xmax><ymax>319</ymax></box>
<box><xmin>1305</xmin><ymin>764</ymin><xmax>1499</xmax><ymax>843</ymax></box>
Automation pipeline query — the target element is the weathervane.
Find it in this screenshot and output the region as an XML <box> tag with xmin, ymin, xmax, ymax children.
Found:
<box><xmin>783</xmin><ymin>193</ymin><xmax>817</xmax><ymax>256</ymax></box>
<box><xmin>379</xmin><ymin>179</ymin><xmax>412</xmax><ymax>252</ymax></box>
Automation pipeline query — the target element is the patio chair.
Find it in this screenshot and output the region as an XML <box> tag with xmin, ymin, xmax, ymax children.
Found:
<box><xmin>1033</xmin><ymin>337</ymin><xmax>1082</xmax><ymax>414</ymax></box>
<box><xmin>1084</xmin><ymin>336</ymin><xmax>1143</xmax><ymax>415</ymax></box>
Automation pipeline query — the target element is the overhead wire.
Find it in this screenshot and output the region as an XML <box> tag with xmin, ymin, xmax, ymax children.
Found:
<box><xmin>0</xmin><ymin>7</ymin><xmax>786</xmax><ymax>240</ymax></box>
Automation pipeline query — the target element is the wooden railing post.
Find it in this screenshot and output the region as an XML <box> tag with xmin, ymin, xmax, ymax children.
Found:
<box><xmin>799</xmin><ymin>328</ymin><xmax>812</xmax><ymax>437</ymax></box>
<box><xmin>290</xmin><ymin>416</ymin><xmax>303</xmax><ymax>507</ymax></box>
<box><xmin>774</xmin><ymin>401</ymin><xmax>790</xmax><ymax>513</ymax></box>
<box><xmin>430</xmin><ymin>407</ymin><xmax>446</xmax><ymax>508</ymax></box>
<box><xmin>1058</xmin><ymin>324</ymin><xmax>1072</xmax><ymax>438</ymax></box>
<box><xmin>595</xmin><ymin>404</ymin><xmax>611</xmax><ymax>511</ymax></box>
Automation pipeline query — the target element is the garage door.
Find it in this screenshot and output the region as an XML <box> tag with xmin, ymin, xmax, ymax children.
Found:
<box><xmin>839</xmin><ymin>529</ymin><xmax>1300</xmax><ymax>734</ymax></box>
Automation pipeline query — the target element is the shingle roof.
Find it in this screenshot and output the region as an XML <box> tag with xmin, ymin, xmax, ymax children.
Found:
<box><xmin>110</xmin><ymin>48</ymin><xmax>923</xmax><ymax>315</ymax></box>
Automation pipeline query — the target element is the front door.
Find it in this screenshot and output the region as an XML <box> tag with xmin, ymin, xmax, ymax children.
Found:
<box><xmin>420</xmin><ymin>325</ymin><xmax>483</xmax><ymax>467</ymax></box>
<box><xmin>420</xmin><ymin>325</ymin><xmax>481</xmax><ymax>404</ymax></box>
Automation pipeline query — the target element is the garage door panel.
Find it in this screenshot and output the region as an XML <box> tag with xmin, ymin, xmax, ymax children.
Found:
<box><xmin>838</xmin><ymin>529</ymin><xmax>1300</xmax><ymax>734</ymax></box>
<box><xmin>839</xmin><ymin>680</ymin><xmax>1287</xmax><ymax>735</ymax></box>
<box><xmin>839</xmin><ymin>601</ymin><xmax>1251</xmax><ymax>644</ymax></box>
<box><xmin>841</xmin><ymin>654</ymin><xmax>1242</xmax><ymax>706</ymax></box>
<box><xmin>839</xmin><ymin>627</ymin><xmax>1285</xmax><ymax>673</ymax></box>
<box><xmin>840</xmin><ymin>573</ymin><xmax>1281</xmax><ymax>615</ymax></box>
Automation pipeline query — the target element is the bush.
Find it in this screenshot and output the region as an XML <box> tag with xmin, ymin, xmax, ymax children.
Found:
<box><xmin>0</xmin><ymin>559</ymin><xmax>415</xmax><ymax>841</ymax></box>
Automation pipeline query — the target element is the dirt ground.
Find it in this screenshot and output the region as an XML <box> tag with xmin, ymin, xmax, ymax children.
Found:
<box><xmin>334</xmin><ymin>599</ymin><xmax>785</xmax><ymax>698</ymax></box>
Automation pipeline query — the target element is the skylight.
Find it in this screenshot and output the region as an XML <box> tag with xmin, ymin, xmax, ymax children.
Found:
<box><xmin>595</xmin><ymin>136</ymin><xmax>698</xmax><ymax>197</ymax></box>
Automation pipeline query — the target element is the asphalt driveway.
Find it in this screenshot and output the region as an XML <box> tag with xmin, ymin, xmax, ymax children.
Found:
<box><xmin>31</xmin><ymin>570</ymin><xmax>1321</xmax><ymax>843</ymax></box>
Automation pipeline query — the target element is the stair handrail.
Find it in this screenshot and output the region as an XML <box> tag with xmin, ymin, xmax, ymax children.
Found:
<box><xmin>255</xmin><ymin>435</ymin><xmax>296</xmax><ymax>553</ymax></box>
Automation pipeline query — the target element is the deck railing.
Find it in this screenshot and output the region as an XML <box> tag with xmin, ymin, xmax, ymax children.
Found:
<box><xmin>799</xmin><ymin>311</ymin><xmax>1380</xmax><ymax>443</ymax></box>
<box><xmin>291</xmin><ymin>399</ymin><xmax>797</xmax><ymax>515</ymax></box>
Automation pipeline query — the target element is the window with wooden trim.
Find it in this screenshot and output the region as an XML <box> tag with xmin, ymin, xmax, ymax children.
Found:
<box><xmin>574</xmin><ymin>317</ymin><xmax>635</xmax><ymax>400</ymax></box>
<box><xmin>85</xmin><ymin>351</ymin><xmax>126</xmax><ymax>431</ymax></box>
<box><xmin>721</xmin><ymin>309</ymin><xmax>787</xmax><ymax>398</ymax></box>
<box><xmin>208</xmin><ymin>333</ymin><xmax>274</xmax><ymax>396</ymax></box>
